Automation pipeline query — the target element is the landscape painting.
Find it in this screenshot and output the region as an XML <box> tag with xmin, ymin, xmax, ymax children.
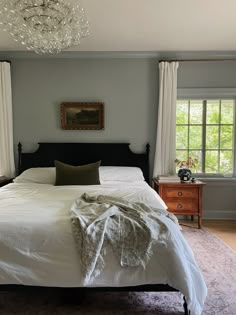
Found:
<box><xmin>61</xmin><ymin>102</ymin><xmax>104</xmax><ymax>130</ymax></box>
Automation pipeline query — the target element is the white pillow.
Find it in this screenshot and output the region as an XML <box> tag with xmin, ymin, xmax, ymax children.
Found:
<box><xmin>14</xmin><ymin>167</ymin><xmax>56</xmax><ymax>185</ymax></box>
<box><xmin>14</xmin><ymin>166</ymin><xmax>145</xmax><ymax>185</ymax></box>
<box><xmin>99</xmin><ymin>166</ymin><xmax>145</xmax><ymax>182</ymax></box>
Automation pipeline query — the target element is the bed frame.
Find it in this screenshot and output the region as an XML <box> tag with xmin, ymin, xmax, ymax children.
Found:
<box><xmin>11</xmin><ymin>142</ymin><xmax>189</xmax><ymax>314</ymax></box>
<box><xmin>18</xmin><ymin>142</ymin><xmax>150</xmax><ymax>183</ymax></box>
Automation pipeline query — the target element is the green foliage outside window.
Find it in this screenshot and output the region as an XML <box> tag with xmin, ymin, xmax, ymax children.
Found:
<box><xmin>176</xmin><ymin>99</ymin><xmax>235</xmax><ymax>175</ymax></box>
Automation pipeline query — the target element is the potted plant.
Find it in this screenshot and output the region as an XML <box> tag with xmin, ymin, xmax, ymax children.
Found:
<box><xmin>175</xmin><ymin>157</ymin><xmax>198</xmax><ymax>182</ymax></box>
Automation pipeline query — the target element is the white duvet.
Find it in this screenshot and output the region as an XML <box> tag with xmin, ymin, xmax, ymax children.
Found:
<box><xmin>0</xmin><ymin>181</ymin><xmax>207</xmax><ymax>315</ymax></box>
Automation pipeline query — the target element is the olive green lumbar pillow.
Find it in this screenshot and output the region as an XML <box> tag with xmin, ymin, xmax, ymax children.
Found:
<box><xmin>54</xmin><ymin>160</ymin><xmax>101</xmax><ymax>186</ymax></box>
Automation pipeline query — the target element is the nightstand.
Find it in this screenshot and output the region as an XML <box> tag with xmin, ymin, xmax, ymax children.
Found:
<box><xmin>153</xmin><ymin>179</ymin><xmax>206</xmax><ymax>229</ymax></box>
<box><xmin>0</xmin><ymin>176</ymin><xmax>13</xmax><ymax>187</ymax></box>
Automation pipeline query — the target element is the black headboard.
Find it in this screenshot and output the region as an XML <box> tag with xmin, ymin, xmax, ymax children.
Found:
<box><xmin>18</xmin><ymin>142</ymin><xmax>150</xmax><ymax>183</ymax></box>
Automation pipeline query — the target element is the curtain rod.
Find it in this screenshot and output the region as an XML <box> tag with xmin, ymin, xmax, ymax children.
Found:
<box><xmin>0</xmin><ymin>60</ymin><xmax>11</xmax><ymax>64</ymax></box>
<box><xmin>159</xmin><ymin>58</ymin><xmax>236</xmax><ymax>63</ymax></box>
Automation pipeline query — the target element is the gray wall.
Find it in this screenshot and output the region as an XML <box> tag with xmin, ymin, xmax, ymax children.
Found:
<box><xmin>178</xmin><ymin>60</ymin><xmax>236</xmax><ymax>88</ymax></box>
<box><xmin>11</xmin><ymin>58</ymin><xmax>158</xmax><ymax>170</ymax></box>
<box><xmin>8</xmin><ymin>56</ymin><xmax>236</xmax><ymax>219</ymax></box>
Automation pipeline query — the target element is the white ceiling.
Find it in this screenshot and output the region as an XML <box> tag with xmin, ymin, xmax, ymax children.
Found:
<box><xmin>0</xmin><ymin>0</ymin><xmax>236</xmax><ymax>52</ymax></box>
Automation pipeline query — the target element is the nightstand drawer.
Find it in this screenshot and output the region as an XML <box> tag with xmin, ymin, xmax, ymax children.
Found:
<box><xmin>165</xmin><ymin>199</ymin><xmax>198</xmax><ymax>212</ymax></box>
<box><xmin>162</xmin><ymin>187</ymin><xmax>198</xmax><ymax>199</ymax></box>
<box><xmin>152</xmin><ymin>178</ymin><xmax>206</xmax><ymax>228</ymax></box>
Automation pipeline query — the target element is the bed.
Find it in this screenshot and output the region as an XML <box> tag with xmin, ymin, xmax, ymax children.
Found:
<box><xmin>0</xmin><ymin>142</ymin><xmax>207</xmax><ymax>315</ymax></box>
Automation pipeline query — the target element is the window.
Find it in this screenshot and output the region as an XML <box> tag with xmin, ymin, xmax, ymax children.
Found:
<box><xmin>176</xmin><ymin>99</ymin><xmax>235</xmax><ymax>176</ymax></box>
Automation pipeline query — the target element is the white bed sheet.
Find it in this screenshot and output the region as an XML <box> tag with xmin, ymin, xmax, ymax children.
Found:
<box><xmin>0</xmin><ymin>181</ymin><xmax>207</xmax><ymax>315</ymax></box>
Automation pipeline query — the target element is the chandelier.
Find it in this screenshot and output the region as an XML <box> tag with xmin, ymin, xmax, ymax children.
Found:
<box><xmin>0</xmin><ymin>0</ymin><xmax>90</xmax><ymax>54</ymax></box>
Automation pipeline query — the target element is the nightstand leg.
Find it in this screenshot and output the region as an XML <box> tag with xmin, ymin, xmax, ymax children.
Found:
<box><xmin>198</xmin><ymin>216</ymin><xmax>202</xmax><ymax>229</ymax></box>
<box><xmin>191</xmin><ymin>215</ymin><xmax>194</xmax><ymax>221</ymax></box>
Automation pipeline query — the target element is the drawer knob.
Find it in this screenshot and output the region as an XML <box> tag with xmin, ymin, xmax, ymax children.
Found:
<box><xmin>177</xmin><ymin>203</ymin><xmax>183</xmax><ymax>209</ymax></box>
<box><xmin>178</xmin><ymin>191</ymin><xmax>183</xmax><ymax>196</ymax></box>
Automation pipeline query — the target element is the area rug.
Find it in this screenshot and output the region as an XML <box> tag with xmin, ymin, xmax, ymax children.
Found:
<box><xmin>0</xmin><ymin>227</ymin><xmax>235</xmax><ymax>315</ymax></box>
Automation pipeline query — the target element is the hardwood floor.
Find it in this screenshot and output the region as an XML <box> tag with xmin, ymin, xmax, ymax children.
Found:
<box><xmin>203</xmin><ymin>220</ymin><xmax>236</xmax><ymax>251</ymax></box>
<box><xmin>179</xmin><ymin>219</ymin><xmax>236</xmax><ymax>251</ymax></box>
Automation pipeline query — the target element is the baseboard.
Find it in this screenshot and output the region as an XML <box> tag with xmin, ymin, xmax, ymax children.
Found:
<box><xmin>203</xmin><ymin>211</ymin><xmax>236</xmax><ymax>220</ymax></box>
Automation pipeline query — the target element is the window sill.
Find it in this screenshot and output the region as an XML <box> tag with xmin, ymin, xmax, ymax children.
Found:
<box><xmin>197</xmin><ymin>177</ymin><xmax>236</xmax><ymax>186</ymax></box>
<box><xmin>197</xmin><ymin>176</ymin><xmax>236</xmax><ymax>180</ymax></box>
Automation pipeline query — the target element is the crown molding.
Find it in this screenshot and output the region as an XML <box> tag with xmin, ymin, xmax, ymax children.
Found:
<box><xmin>0</xmin><ymin>50</ymin><xmax>236</xmax><ymax>60</ymax></box>
<box><xmin>0</xmin><ymin>51</ymin><xmax>236</xmax><ymax>61</ymax></box>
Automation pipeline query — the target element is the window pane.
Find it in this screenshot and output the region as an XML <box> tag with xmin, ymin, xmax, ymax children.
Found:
<box><xmin>175</xmin><ymin>150</ymin><xmax>188</xmax><ymax>172</ymax></box>
<box><xmin>189</xmin><ymin>126</ymin><xmax>202</xmax><ymax>149</ymax></box>
<box><xmin>176</xmin><ymin>126</ymin><xmax>188</xmax><ymax>149</ymax></box>
<box><xmin>206</xmin><ymin>126</ymin><xmax>219</xmax><ymax>149</ymax></box>
<box><xmin>176</xmin><ymin>100</ymin><xmax>188</xmax><ymax>124</ymax></box>
<box><xmin>190</xmin><ymin>101</ymin><xmax>202</xmax><ymax>124</ymax></box>
<box><xmin>206</xmin><ymin>100</ymin><xmax>220</xmax><ymax>124</ymax></box>
<box><xmin>220</xmin><ymin>126</ymin><xmax>233</xmax><ymax>149</ymax></box>
<box><xmin>205</xmin><ymin>151</ymin><xmax>219</xmax><ymax>173</ymax></box>
<box><xmin>221</xmin><ymin>100</ymin><xmax>234</xmax><ymax>124</ymax></box>
<box><xmin>220</xmin><ymin>151</ymin><xmax>233</xmax><ymax>174</ymax></box>
<box><xmin>189</xmin><ymin>150</ymin><xmax>202</xmax><ymax>173</ymax></box>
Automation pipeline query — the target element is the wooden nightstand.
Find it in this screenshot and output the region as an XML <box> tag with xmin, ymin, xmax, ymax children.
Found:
<box><xmin>153</xmin><ymin>179</ymin><xmax>206</xmax><ymax>229</ymax></box>
<box><xmin>0</xmin><ymin>176</ymin><xmax>13</xmax><ymax>187</ymax></box>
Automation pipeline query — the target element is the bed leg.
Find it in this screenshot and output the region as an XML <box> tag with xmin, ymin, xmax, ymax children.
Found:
<box><xmin>183</xmin><ymin>296</ymin><xmax>190</xmax><ymax>315</ymax></box>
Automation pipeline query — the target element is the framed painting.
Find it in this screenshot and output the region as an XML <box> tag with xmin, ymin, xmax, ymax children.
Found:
<box><xmin>61</xmin><ymin>102</ymin><xmax>104</xmax><ymax>130</ymax></box>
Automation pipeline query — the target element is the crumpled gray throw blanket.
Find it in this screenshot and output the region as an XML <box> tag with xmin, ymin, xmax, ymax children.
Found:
<box><xmin>70</xmin><ymin>193</ymin><xmax>178</xmax><ymax>285</ymax></box>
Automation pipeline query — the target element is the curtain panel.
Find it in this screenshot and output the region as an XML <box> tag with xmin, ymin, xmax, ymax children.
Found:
<box><xmin>0</xmin><ymin>62</ymin><xmax>15</xmax><ymax>177</ymax></box>
<box><xmin>153</xmin><ymin>61</ymin><xmax>179</xmax><ymax>178</ymax></box>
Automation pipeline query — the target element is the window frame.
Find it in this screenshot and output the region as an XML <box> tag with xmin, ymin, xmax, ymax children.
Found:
<box><xmin>177</xmin><ymin>88</ymin><xmax>236</xmax><ymax>178</ymax></box>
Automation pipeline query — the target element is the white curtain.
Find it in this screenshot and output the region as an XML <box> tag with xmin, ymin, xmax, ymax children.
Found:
<box><xmin>0</xmin><ymin>62</ymin><xmax>15</xmax><ymax>177</ymax></box>
<box><xmin>153</xmin><ymin>61</ymin><xmax>179</xmax><ymax>177</ymax></box>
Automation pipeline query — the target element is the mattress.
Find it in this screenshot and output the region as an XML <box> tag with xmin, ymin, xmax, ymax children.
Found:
<box><xmin>0</xmin><ymin>180</ymin><xmax>207</xmax><ymax>315</ymax></box>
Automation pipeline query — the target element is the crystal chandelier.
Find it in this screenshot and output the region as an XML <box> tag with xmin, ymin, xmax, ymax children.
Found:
<box><xmin>0</xmin><ymin>0</ymin><xmax>90</xmax><ymax>54</ymax></box>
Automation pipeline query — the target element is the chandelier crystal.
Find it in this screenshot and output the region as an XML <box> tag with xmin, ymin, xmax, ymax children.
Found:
<box><xmin>0</xmin><ymin>0</ymin><xmax>90</xmax><ymax>54</ymax></box>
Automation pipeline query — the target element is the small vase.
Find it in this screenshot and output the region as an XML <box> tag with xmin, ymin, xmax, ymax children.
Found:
<box><xmin>178</xmin><ymin>168</ymin><xmax>192</xmax><ymax>182</ymax></box>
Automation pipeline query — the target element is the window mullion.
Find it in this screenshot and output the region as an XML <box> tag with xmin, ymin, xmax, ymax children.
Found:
<box><xmin>188</xmin><ymin>100</ymin><xmax>190</xmax><ymax>160</ymax></box>
<box><xmin>202</xmin><ymin>100</ymin><xmax>206</xmax><ymax>173</ymax></box>
<box><xmin>218</xmin><ymin>100</ymin><xmax>221</xmax><ymax>173</ymax></box>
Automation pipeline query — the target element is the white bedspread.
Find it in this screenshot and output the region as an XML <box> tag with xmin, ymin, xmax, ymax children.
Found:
<box><xmin>0</xmin><ymin>181</ymin><xmax>207</xmax><ymax>315</ymax></box>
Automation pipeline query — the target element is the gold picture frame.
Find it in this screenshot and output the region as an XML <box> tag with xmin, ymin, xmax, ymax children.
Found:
<box><xmin>61</xmin><ymin>102</ymin><xmax>104</xmax><ymax>130</ymax></box>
